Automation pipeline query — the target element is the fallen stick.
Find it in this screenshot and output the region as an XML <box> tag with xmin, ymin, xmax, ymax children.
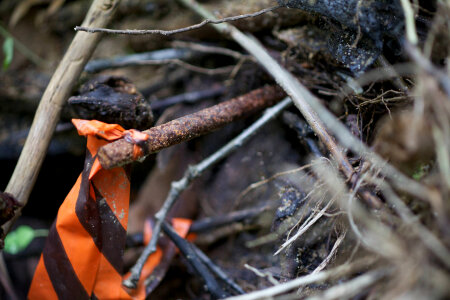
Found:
<box><xmin>3</xmin><ymin>0</ymin><xmax>121</xmax><ymax>234</ymax></box>
<box><xmin>98</xmin><ymin>85</ymin><xmax>285</xmax><ymax>169</ymax></box>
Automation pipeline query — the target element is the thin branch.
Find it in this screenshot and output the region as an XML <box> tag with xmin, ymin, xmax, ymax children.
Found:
<box><xmin>75</xmin><ymin>5</ymin><xmax>281</xmax><ymax>35</ymax></box>
<box><xmin>189</xmin><ymin>205</ymin><xmax>270</xmax><ymax>233</ymax></box>
<box><xmin>244</xmin><ymin>264</ymin><xmax>279</xmax><ymax>285</ymax></box>
<box><xmin>0</xmin><ymin>254</ymin><xmax>18</xmax><ymax>300</ymax></box>
<box><xmin>246</xmin><ymin>184</ymin><xmax>324</xmax><ymax>248</ymax></box>
<box><xmin>158</xmin><ymin>58</ymin><xmax>236</xmax><ymax>75</ymax></box>
<box><xmin>376</xmin><ymin>55</ymin><xmax>409</xmax><ymax>92</ymax></box>
<box><xmin>122</xmin><ymin>97</ymin><xmax>292</xmax><ymax>289</ymax></box>
<box><xmin>399</xmin><ymin>0</ymin><xmax>419</xmax><ymax>45</ymax></box>
<box><xmin>237</xmin><ymin>164</ymin><xmax>312</xmax><ymax>202</ymax></box>
<box><xmin>84</xmin><ymin>48</ymin><xmax>194</xmax><ymax>73</ymax></box>
<box><xmin>296</xmin><ymin>230</ymin><xmax>347</xmax><ymax>294</ymax></box>
<box><xmin>405</xmin><ymin>41</ymin><xmax>450</xmax><ymax>97</ymax></box>
<box><xmin>134</xmin><ymin>58</ymin><xmax>237</xmax><ymax>75</ymax></box>
<box><xmin>88</xmin><ymin>55</ymin><xmax>238</xmax><ymax>75</ymax></box>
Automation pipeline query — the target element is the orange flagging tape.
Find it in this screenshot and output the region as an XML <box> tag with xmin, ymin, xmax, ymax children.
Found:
<box><xmin>124</xmin><ymin>129</ymin><xmax>150</xmax><ymax>160</ymax></box>
<box><xmin>124</xmin><ymin>218</ymin><xmax>192</xmax><ymax>299</ymax></box>
<box><xmin>28</xmin><ymin>120</ymin><xmax>191</xmax><ymax>300</ymax></box>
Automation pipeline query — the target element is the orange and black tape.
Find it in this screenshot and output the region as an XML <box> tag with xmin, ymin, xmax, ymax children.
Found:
<box><xmin>29</xmin><ymin>120</ymin><xmax>132</xmax><ymax>299</ymax></box>
<box><xmin>28</xmin><ymin>120</ymin><xmax>193</xmax><ymax>300</ymax></box>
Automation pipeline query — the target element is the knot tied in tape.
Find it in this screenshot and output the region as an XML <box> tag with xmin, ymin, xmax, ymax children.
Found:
<box><xmin>73</xmin><ymin>119</ymin><xmax>149</xmax><ymax>162</ymax></box>
<box><xmin>124</xmin><ymin>129</ymin><xmax>149</xmax><ymax>160</ymax></box>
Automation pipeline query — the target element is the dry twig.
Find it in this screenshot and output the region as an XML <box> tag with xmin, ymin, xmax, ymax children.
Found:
<box><xmin>244</xmin><ymin>264</ymin><xmax>279</xmax><ymax>285</ymax></box>
<box><xmin>74</xmin><ymin>5</ymin><xmax>281</xmax><ymax>35</ymax></box>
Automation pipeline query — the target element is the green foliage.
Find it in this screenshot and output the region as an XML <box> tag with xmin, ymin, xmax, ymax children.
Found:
<box><xmin>412</xmin><ymin>164</ymin><xmax>429</xmax><ymax>181</ymax></box>
<box><xmin>2</xmin><ymin>36</ymin><xmax>14</xmax><ymax>71</ymax></box>
<box><xmin>4</xmin><ymin>225</ymin><xmax>48</xmax><ymax>255</ymax></box>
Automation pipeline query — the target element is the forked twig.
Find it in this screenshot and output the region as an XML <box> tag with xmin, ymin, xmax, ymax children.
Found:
<box><xmin>122</xmin><ymin>98</ymin><xmax>292</xmax><ymax>289</ymax></box>
<box><xmin>244</xmin><ymin>264</ymin><xmax>279</xmax><ymax>285</ymax></box>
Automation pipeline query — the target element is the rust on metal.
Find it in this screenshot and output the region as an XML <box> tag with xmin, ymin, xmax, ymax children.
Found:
<box><xmin>98</xmin><ymin>85</ymin><xmax>285</xmax><ymax>169</ymax></box>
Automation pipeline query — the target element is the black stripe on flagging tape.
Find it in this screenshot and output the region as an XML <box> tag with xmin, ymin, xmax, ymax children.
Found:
<box><xmin>75</xmin><ymin>151</ymin><xmax>127</xmax><ymax>274</ymax></box>
<box><xmin>43</xmin><ymin>222</ymin><xmax>90</xmax><ymax>299</ymax></box>
<box><xmin>92</xmin><ymin>182</ymin><xmax>127</xmax><ymax>273</ymax></box>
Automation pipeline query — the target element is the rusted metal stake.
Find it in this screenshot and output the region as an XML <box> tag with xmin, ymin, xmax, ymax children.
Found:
<box><xmin>98</xmin><ymin>85</ymin><xmax>285</xmax><ymax>169</ymax></box>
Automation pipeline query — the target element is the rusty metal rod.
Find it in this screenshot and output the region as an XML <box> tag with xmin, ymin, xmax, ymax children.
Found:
<box><xmin>98</xmin><ymin>85</ymin><xmax>285</xmax><ymax>169</ymax></box>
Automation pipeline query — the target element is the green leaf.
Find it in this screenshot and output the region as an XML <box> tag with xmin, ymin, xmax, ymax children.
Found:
<box><xmin>4</xmin><ymin>225</ymin><xmax>36</xmax><ymax>255</ymax></box>
<box><xmin>412</xmin><ymin>164</ymin><xmax>428</xmax><ymax>181</ymax></box>
<box><xmin>2</xmin><ymin>37</ymin><xmax>14</xmax><ymax>71</ymax></box>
